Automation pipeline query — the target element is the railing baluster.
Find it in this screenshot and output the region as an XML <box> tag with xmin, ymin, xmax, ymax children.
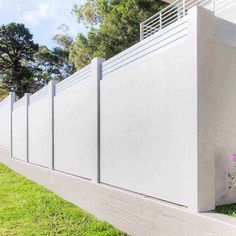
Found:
<box><xmin>212</xmin><ymin>0</ymin><xmax>215</xmax><ymax>12</ymax></box>
<box><xmin>183</xmin><ymin>0</ymin><xmax>186</xmax><ymax>16</ymax></box>
<box><xmin>141</xmin><ymin>0</ymin><xmax>212</xmax><ymax>40</ymax></box>
<box><xmin>160</xmin><ymin>12</ymin><xmax>162</xmax><ymax>30</ymax></box>
<box><xmin>178</xmin><ymin>4</ymin><xmax>180</xmax><ymax>20</ymax></box>
<box><xmin>140</xmin><ymin>23</ymin><xmax>143</xmax><ymax>41</ymax></box>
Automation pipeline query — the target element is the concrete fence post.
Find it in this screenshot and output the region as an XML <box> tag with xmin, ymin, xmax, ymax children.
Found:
<box><xmin>48</xmin><ymin>80</ymin><xmax>57</xmax><ymax>170</ymax></box>
<box><xmin>91</xmin><ymin>57</ymin><xmax>105</xmax><ymax>183</ymax></box>
<box><xmin>188</xmin><ymin>6</ymin><xmax>215</xmax><ymax>212</ymax></box>
<box><xmin>9</xmin><ymin>92</ymin><xmax>15</xmax><ymax>158</ymax></box>
<box><xmin>24</xmin><ymin>93</ymin><xmax>30</xmax><ymax>163</ymax></box>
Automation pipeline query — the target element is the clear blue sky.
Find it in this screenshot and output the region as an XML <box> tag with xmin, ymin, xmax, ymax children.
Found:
<box><xmin>0</xmin><ymin>0</ymin><xmax>86</xmax><ymax>49</ymax></box>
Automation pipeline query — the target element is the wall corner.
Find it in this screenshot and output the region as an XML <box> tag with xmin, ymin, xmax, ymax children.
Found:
<box><xmin>197</xmin><ymin>6</ymin><xmax>216</xmax><ymax>212</ymax></box>
<box><xmin>187</xmin><ymin>5</ymin><xmax>216</xmax><ymax>212</ymax></box>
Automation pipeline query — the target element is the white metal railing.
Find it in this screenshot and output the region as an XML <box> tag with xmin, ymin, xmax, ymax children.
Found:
<box><xmin>140</xmin><ymin>0</ymin><xmax>215</xmax><ymax>40</ymax></box>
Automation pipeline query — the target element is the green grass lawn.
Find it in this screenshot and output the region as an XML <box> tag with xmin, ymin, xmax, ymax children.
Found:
<box><xmin>216</xmin><ymin>204</ymin><xmax>236</xmax><ymax>218</ymax></box>
<box><xmin>0</xmin><ymin>163</ymin><xmax>127</xmax><ymax>236</ymax></box>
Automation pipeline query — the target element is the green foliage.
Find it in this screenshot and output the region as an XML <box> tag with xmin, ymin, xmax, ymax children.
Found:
<box><xmin>70</xmin><ymin>0</ymin><xmax>167</xmax><ymax>69</ymax></box>
<box><xmin>216</xmin><ymin>204</ymin><xmax>236</xmax><ymax>217</ymax></box>
<box><xmin>53</xmin><ymin>24</ymin><xmax>74</xmax><ymax>50</ymax></box>
<box><xmin>33</xmin><ymin>24</ymin><xmax>76</xmax><ymax>86</ymax></box>
<box><xmin>0</xmin><ymin>163</ymin><xmax>126</xmax><ymax>236</ymax></box>
<box><xmin>33</xmin><ymin>45</ymin><xmax>75</xmax><ymax>86</ymax></box>
<box><xmin>0</xmin><ymin>2</ymin><xmax>167</xmax><ymax>96</ymax></box>
<box><xmin>70</xmin><ymin>28</ymin><xmax>101</xmax><ymax>69</ymax></box>
<box><xmin>0</xmin><ymin>84</ymin><xmax>8</xmax><ymax>101</ymax></box>
<box><xmin>51</xmin><ymin>24</ymin><xmax>76</xmax><ymax>80</ymax></box>
<box><xmin>0</xmin><ymin>23</ymin><xmax>39</xmax><ymax>98</ymax></box>
<box><xmin>0</xmin><ymin>23</ymin><xmax>75</xmax><ymax>99</ymax></box>
<box><xmin>72</xmin><ymin>0</ymin><xmax>102</xmax><ymax>26</ymax></box>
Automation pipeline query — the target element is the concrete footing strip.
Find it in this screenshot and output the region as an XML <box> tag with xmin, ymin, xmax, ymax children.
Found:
<box><xmin>0</xmin><ymin>148</ymin><xmax>236</xmax><ymax>236</ymax></box>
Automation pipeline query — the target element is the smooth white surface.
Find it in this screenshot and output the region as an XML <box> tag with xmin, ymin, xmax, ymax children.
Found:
<box><xmin>0</xmin><ymin>99</ymin><xmax>11</xmax><ymax>148</ymax></box>
<box><xmin>100</xmin><ymin>28</ymin><xmax>197</xmax><ymax>208</ymax></box>
<box><xmin>196</xmin><ymin>7</ymin><xmax>216</xmax><ymax>211</ymax></box>
<box><xmin>54</xmin><ymin>76</ymin><xmax>96</xmax><ymax>179</ymax></box>
<box><xmin>103</xmin><ymin>17</ymin><xmax>188</xmax><ymax>78</ymax></box>
<box><xmin>12</xmin><ymin>104</ymin><xmax>27</xmax><ymax>161</ymax></box>
<box><xmin>216</xmin><ymin>1</ymin><xmax>236</xmax><ymax>24</ymax></box>
<box><xmin>28</xmin><ymin>96</ymin><xmax>51</xmax><ymax>167</ymax></box>
<box><xmin>215</xmin><ymin>17</ymin><xmax>236</xmax><ymax>48</ymax></box>
<box><xmin>212</xmin><ymin>42</ymin><xmax>236</xmax><ymax>205</ymax></box>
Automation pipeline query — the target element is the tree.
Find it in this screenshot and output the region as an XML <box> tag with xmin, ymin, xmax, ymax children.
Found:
<box><xmin>52</xmin><ymin>24</ymin><xmax>76</xmax><ymax>79</ymax></box>
<box><xmin>70</xmin><ymin>0</ymin><xmax>167</xmax><ymax>69</ymax></box>
<box><xmin>34</xmin><ymin>25</ymin><xmax>76</xmax><ymax>85</ymax></box>
<box><xmin>0</xmin><ymin>23</ymin><xmax>39</xmax><ymax>98</ymax></box>
<box><xmin>0</xmin><ymin>75</ymin><xmax>8</xmax><ymax>100</ymax></box>
<box><xmin>33</xmin><ymin>45</ymin><xmax>75</xmax><ymax>85</ymax></box>
<box><xmin>69</xmin><ymin>28</ymin><xmax>101</xmax><ymax>69</ymax></box>
<box><xmin>0</xmin><ymin>23</ymin><xmax>75</xmax><ymax>98</ymax></box>
<box><xmin>33</xmin><ymin>46</ymin><xmax>57</xmax><ymax>86</ymax></box>
<box><xmin>0</xmin><ymin>87</ymin><xmax>8</xmax><ymax>101</ymax></box>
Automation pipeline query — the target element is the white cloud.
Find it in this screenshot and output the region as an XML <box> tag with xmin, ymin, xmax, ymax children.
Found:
<box><xmin>0</xmin><ymin>0</ymin><xmax>87</xmax><ymax>48</ymax></box>
<box><xmin>22</xmin><ymin>1</ymin><xmax>50</xmax><ymax>27</ymax></box>
<box><xmin>15</xmin><ymin>3</ymin><xmax>23</xmax><ymax>12</ymax></box>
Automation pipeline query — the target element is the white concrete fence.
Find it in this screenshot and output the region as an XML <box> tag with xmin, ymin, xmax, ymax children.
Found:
<box><xmin>1</xmin><ymin>5</ymin><xmax>236</xmax><ymax>213</ymax></box>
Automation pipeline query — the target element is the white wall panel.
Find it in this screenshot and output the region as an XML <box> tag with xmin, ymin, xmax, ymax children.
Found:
<box><xmin>0</xmin><ymin>97</ymin><xmax>11</xmax><ymax>149</ymax></box>
<box><xmin>212</xmin><ymin>42</ymin><xmax>236</xmax><ymax>205</ymax></box>
<box><xmin>28</xmin><ymin>96</ymin><xmax>51</xmax><ymax>167</ymax></box>
<box><xmin>54</xmin><ymin>74</ymin><xmax>96</xmax><ymax>180</ymax></box>
<box><xmin>215</xmin><ymin>0</ymin><xmax>236</xmax><ymax>24</ymax></box>
<box><xmin>12</xmin><ymin>100</ymin><xmax>27</xmax><ymax>161</ymax></box>
<box><xmin>215</xmin><ymin>17</ymin><xmax>236</xmax><ymax>48</ymax></box>
<box><xmin>100</xmin><ymin>32</ymin><xmax>197</xmax><ymax>208</ymax></box>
